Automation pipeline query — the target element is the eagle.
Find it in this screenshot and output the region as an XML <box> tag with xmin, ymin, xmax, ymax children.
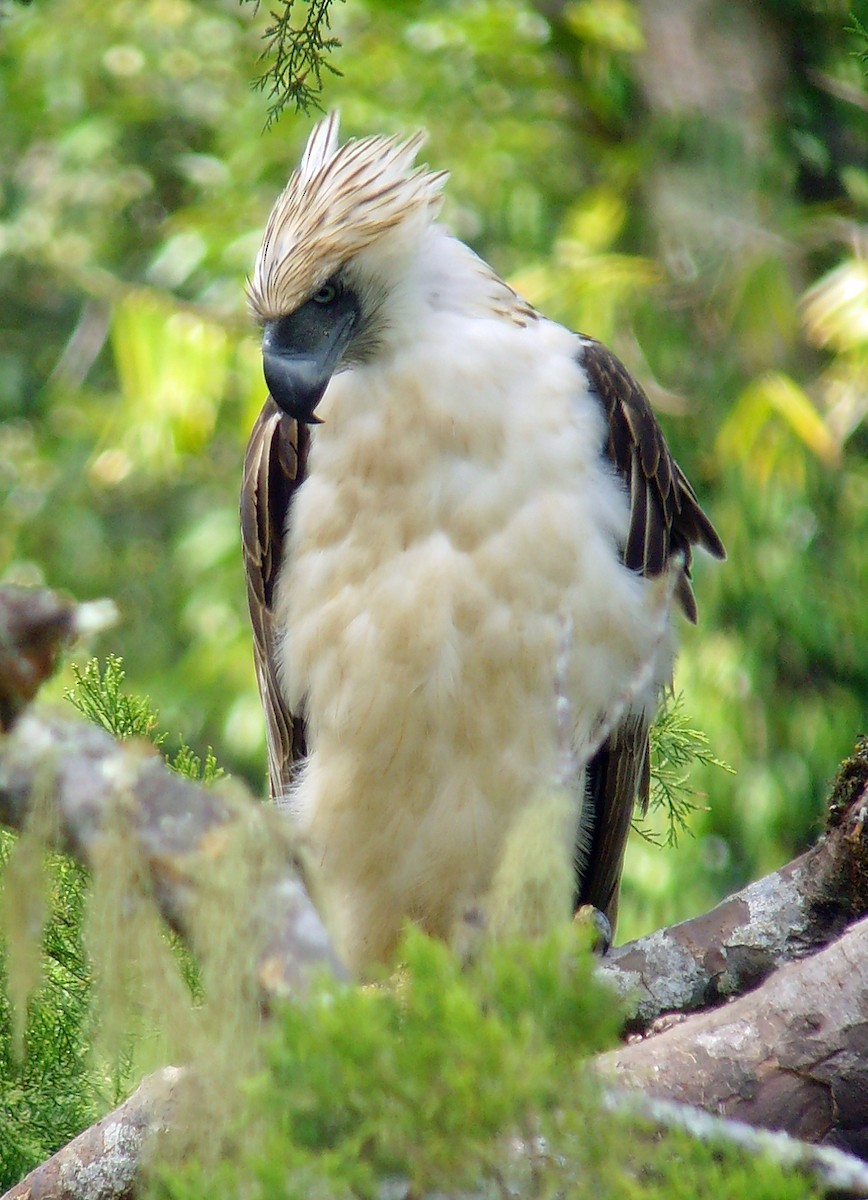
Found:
<box><xmin>241</xmin><ymin>113</ymin><xmax>724</xmax><ymax>975</ymax></box>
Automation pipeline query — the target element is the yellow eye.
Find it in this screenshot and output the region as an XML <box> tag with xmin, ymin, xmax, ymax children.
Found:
<box><xmin>312</xmin><ymin>282</ymin><xmax>339</xmax><ymax>305</ymax></box>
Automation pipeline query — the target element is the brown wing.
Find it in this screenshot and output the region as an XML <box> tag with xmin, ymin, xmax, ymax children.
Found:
<box><xmin>575</xmin><ymin>338</ymin><xmax>725</xmax><ymax>928</ymax></box>
<box><xmin>240</xmin><ymin>398</ymin><xmax>310</xmax><ymax>801</ymax></box>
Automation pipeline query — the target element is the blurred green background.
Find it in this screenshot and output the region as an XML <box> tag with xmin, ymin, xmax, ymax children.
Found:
<box><xmin>1</xmin><ymin>0</ymin><xmax>866</xmax><ymax>942</ymax></box>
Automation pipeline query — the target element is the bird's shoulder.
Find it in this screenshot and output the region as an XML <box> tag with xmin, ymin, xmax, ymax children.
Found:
<box><xmin>576</xmin><ymin>335</ymin><xmax>725</xmax><ymax>622</ymax></box>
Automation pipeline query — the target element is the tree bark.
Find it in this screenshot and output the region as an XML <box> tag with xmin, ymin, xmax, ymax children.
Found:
<box><xmin>0</xmin><ymin>710</ymin><xmax>346</xmax><ymax>1005</ymax></box>
<box><xmin>598</xmin><ymin>914</ymin><xmax>868</xmax><ymax>1160</ymax></box>
<box><xmin>1</xmin><ymin>1069</ymin><xmax>183</xmax><ymax>1200</ymax></box>
<box><xmin>596</xmin><ymin>771</ymin><xmax>868</xmax><ymax>1030</ymax></box>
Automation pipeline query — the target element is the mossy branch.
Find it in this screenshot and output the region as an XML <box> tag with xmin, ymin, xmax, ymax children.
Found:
<box><xmin>0</xmin><ymin>711</ymin><xmax>346</xmax><ymax>1007</ymax></box>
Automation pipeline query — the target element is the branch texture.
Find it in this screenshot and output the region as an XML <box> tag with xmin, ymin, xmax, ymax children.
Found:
<box><xmin>598</xmin><ymin>914</ymin><xmax>868</xmax><ymax>1158</ymax></box>
<box><xmin>2</xmin><ymin>1069</ymin><xmax>183</xmax><ymax>1200</ymax></box>
<box><xmin>597</xmin><ymin>773</ymin><xmax>868</xmax><ymax>1030</ymax></box>
<box><xmin>0</xmin><ymin>710</ymin><xmax>346</xmax><ymax>1003</ymax></box>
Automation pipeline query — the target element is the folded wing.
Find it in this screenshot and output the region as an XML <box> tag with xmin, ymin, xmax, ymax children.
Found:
<box><xmin>241</xmin><ymin>400</ymin><xmax>310</xmax><ymax>801</ymax></box>
<box><xmin>576</xmin><ymin>338</ymin><xmax>725</xmax><ymax>926</ymax></box>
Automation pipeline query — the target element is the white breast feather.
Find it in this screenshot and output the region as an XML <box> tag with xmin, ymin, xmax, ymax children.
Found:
<box><xmin>271</xmin><ymin>234</ymin><xmax>671</xmax><ymax>972</ymax></box>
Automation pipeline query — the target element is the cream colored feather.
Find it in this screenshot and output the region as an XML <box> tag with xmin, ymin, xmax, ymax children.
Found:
<box><xmin>248</xmin><ymin>115</ymin><xmax>447</xmax><ymax>323</ymax></box>
<box><xmin>243</xmin><ymin>114</ymin><xmax>723</xmax><ymax>975</ymax></box>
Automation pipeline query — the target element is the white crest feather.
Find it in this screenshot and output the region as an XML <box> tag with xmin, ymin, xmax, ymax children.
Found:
<box><xmin>248</xmin><ymin>112</ymin><xmax>448</xmax><ymax>322</ymax></box>
<box><xmin>297</xmin><ymin>110</ymin><xmax>340</xmax><ymax>183</ymax></box>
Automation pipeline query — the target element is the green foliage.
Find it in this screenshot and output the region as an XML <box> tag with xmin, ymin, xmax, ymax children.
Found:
<box><xmin>246</xmin><ymin>0</ymin><xmax>344</xmax><ymax>124</ymax></box>
<box><xmin>149</xmin><ymin>928</ymin><xmax>819</xmax><ymax>1200</ymax></box>
<box><xmin>167</xmin><ymin>740</ymin><xmax>225</xmax><ymax>786</ymax></box>
<box><xmin>65</xmin><ymin>654</ymin><xmax>225</xmax><ymax>784</ymax></box>
<box><xmin>0</xmin><ymin>836</ymin><xmax>101</xmax><ymax>1187</ymax></box>
<box><xmin>847</xmin><ymin>12</ymin><xmax>868</xmax><ymax>71</ymax></box>
<box><xmin>65</xmin><ymin>653</ymin><xmax>164</xmax><ymax>742</ymax></box>
<box><xmin>643</xmin><ymin>692</ymin><xmax>734</xmax><ymax>848</ymax></box>
<box><xmin>827</xmin><ymin>734</ymin><xmax>868</xmax><ymax>821</ymax></box>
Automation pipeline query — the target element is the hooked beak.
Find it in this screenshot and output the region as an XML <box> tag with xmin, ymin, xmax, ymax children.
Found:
<box><xmin>262</xmin><ymin>303</ymin><xmax>358</xmax><ymax>425</ymax></box>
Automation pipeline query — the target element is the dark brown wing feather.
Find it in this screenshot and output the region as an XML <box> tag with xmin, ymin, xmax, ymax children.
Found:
<box><xmin>241</xmin><ymin>398</ymin><xmax>310</xmax><ymax>801</ymax></box>
<box><xmin>575</xmin><ymin>338</ymin><xmax>725</xmax><ymax>928</ymax></box>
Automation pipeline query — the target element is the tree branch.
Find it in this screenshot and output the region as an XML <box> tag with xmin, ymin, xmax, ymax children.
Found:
<box><xmin>1</xmin><ymin>1068</ymin><xmax>184</xmax><ymax>1200</ymax></box>
<box><xmin>0</xmin><ymin>710</ymin><xmax>346</xmax><ymax>1005</ymax></box>
<box><xmin>601</xmin><ymin>1089</ymin><xmax>868</xmax><ymax>1196</ymax></box>
<box><xmin>0</xmin><ymin>588</ymin><xmax>116</xmax><ymax>731</ymax></box>
<box><xmin>243</xmin><ymin>0</ymin><xmax>343</xmax><ymax>125</ymax></box>
<box><xmin>597</xmin><ymin>766</ymin><xmax>868</xmax><ymax>1030</ymax></box>
<box><xmin>598</xmin><ymin>914</ymin><xmax>868</xmax><ymax>1158</ymax></box>
<box><xmin>9</xmin><ymin>1062</ymin><xmax>868</xmax><ymax>1200</ymax></box>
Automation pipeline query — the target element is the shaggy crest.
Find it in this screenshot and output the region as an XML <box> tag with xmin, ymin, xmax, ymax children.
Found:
<box><xmin>248</xmin><ymin>111</ymin><xmax>448</xmax><ymax>321</ymax></box>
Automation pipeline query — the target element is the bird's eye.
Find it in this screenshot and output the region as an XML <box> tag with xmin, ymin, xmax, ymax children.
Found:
<box><xmin>312</xmin><ymin>281</ymin><xmax>339</xmax><ymax>305</ymax></box>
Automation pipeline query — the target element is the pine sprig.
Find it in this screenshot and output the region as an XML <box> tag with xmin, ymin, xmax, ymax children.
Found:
<box><xmin>65</xmin><ymin>655</ymin><xmax>164</xmax><ymax>744</ymax></box>
<box><xmin>847</xmin><ymin>12</ymin><xmax>868</xmax><ymax>73</ymax></box>
<box><xmin>639</xmin><ymin>693</ymin><xmax>734</xmax><ymax>848</ymax></box>
<box><xmin>244</xmin><ymin>0</ymin><xmax>344</xmax><ymax>126</ymax></box>
<box><xmin>0</xmin><ymin>839</ymin><xmax>100</xmax><ymax>1186</ymax></box>
<box><xmin>65</xmin><ymin>656</ymin><xmax>224</xmax><ymax>785</ymax></box>
<box><xmin>167</xmin><ymin>742</ymin><xmax>225</xmax><ymax>787</ymax></box>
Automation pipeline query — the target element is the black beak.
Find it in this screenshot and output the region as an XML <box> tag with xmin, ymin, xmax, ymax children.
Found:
<box><xmin>262</xmin><ymin>297</ymin><xmax>358</xmax><ymax>425</ymax></box>
<box><xmin>263</xmin><ymin>349</ymin><xmax>332</xmax><ymax>425</ymax></box>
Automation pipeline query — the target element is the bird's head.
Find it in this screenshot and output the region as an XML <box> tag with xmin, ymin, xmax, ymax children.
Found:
<box><xmin>247</xmin><ymin>112</ymin><xmax>447</xmax><ymax>423</ymax></box>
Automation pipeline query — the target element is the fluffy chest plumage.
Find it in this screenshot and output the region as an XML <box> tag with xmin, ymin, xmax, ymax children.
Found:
<box><xmin>273</xmin><ymin>315</ymin><xmax>661</xmax><ymax>970</ymax></box>
<box><xmin>243</xmin><ymin>117</ymin><xmax>723</xmax><ymax>976</ymax></box>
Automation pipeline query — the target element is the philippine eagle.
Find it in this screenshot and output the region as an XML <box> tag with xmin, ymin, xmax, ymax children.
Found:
<box><xmin>242</xmin><ymin>113</ymin><xmax>725</xmax><ymax>974</ymax></box>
